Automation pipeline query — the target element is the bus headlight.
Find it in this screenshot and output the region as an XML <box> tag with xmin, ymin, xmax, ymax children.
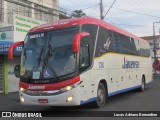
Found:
<box><xmin>60</xmin><ymin>85</ymin><xmax>75</xmax><ymax>92</ymax></box>
<box><xmin>20</xmin><ymin>87</ymin><xmax>26</xmax><ymax>92</ymax></box>
<box><xmin>66</xmin><ymin>86</ymin><xmax>72</xmax><ymax>91</ymax></box>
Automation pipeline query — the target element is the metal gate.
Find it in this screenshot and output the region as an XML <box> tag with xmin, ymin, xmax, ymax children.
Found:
<box><xmin>0</xmin><ymin>56</ymin><xmax>3</xmax><ymax>93</ymax></box>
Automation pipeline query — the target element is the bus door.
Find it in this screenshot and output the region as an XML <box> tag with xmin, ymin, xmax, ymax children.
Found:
<box><xmin>78</xmin><ymin>35</ymin><xmax>92</xmax><ymax>103</ymax></box>
<box><xmin>80</xmin><ymin>71</ymin><xmax>91</xmax><ymax>103</ymax></box>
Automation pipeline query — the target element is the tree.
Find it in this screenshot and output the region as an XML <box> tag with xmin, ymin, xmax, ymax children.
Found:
<box><xmin>71</xmin><ymin>10</ymin><xmax>86</xmax><ymax>18</ymax></box>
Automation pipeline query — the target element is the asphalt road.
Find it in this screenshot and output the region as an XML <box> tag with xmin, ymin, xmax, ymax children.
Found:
<box><xmin>0</xmin><ymin>75</ymin><xmax>160</xmax><ymax>118</ymax></box>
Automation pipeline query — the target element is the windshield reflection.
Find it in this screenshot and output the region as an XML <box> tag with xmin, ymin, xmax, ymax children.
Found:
<box><xmin>20</xmin><ymin>27</ymin><xmax>78</xmax><ymax>80</ymax></box>
<box><xmin>47</xmin><ymin>45</ymin><xmax>76</xmax><ymax>77</ymax></box>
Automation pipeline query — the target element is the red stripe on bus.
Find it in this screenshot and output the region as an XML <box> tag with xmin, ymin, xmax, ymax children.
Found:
<box><xmin>19</xmin><ymin>76</ymin><xmax>80</xmax><ymax>91</ymax></box>
<box><xmin>29</xmin><ymin>17</ymin><xmax>147</xmax><ymax>43</ymax></box>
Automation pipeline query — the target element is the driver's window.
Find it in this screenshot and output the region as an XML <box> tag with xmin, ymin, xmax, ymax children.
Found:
<box><xmin>79</xmin><ymin>36</ymin><xmax>90</xmax><ymax>72</ymax></box>
<box><xmin>79</xmin><ymin>44</ymin><xmax>89</xmax><ymax>68</ymax></box>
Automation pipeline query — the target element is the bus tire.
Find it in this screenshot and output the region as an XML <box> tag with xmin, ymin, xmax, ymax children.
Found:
<box><xmin>94</xmin><ymin>82</ymin><xmax>106</xmax><ymax>108</ymax></box>
<box><xmin>139</xmin><ymin>76</ymin><xmax>145</xmax><ymax>92</ymax></box>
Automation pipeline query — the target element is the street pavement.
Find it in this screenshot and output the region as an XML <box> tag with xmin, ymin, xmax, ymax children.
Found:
<box><xmin>0</xmin><ymin>75</ymin><xmax>160</xmax><ymax>119</ymax></box>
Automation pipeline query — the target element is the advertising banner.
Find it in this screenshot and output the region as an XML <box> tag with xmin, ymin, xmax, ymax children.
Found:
<box><xmin>13</xmin><ymin>14</ymin><xmax>45</xmax><ymax>42</ymax></box>
<box><xmin>0</xmin><ymin>31</ymin><xmax>13</xmax><ymax>41</ymax></box>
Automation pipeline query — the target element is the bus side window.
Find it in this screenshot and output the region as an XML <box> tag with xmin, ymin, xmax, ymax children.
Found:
<box><xmin>82</xmin><ymin>24</ymin><xmax>98</xmax><ymax>65</ymax></box>
<box><xmin>95</xmin><ymin>27</ymin><xmax>113</xmax><ymax>57</ymax></box>
<box><xmin>79</xmin><ymin>37</ymin><xmax>90</xmax><ymax>72</ymax></box>
<box><xmin>138</xmin><ymin>41</ymin><xmax>150</xmax><ymax>57</ymax></box>
<box><xmin>79</xmin><ymin>44</ymin><xmax>90</xmax><ymax>68</ymax></box>
<box><xmin>114</xmin><ymin>32</ymin><xmax>123</xmax><ymax>53</ymax></box>
<box><xmin>130</xmin><ymin>38</ymin><xmax>138</xmax><ymax>55</ymax></box>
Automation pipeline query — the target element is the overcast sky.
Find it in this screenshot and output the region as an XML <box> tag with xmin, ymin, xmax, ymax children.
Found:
<box><xmin>59</xmin><ymin>0</ymin><xmax>160</xmax><ymax>37</ymax></box>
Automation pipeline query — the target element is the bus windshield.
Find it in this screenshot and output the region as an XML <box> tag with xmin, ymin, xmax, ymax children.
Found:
<box><xmin>20</xmin><ymin>27</ymin><xmax>79</xmax><ymax>80</ymax></box>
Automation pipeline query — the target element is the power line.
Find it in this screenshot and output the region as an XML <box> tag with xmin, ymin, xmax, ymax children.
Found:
<box><xmin>57</xmin><ymin>3</ymin><xmax>99</xmax><ymax>17</ymax></box>
<box><xmin>59</xmin><ymin>3</ymin><xmax>99</xmax><ymax>16</ymax></box>
<box><xmin>59</xmin><ymin>0</ymin><xmax>100</xmax><ymax>14</ymax></box>
<box><xmin>127</xmin><ymin>0</ymin><xmax>145</xmax><ymax>14</ymax></box>
<box><xmin>127</xmin><ymin>0</ymin><xmax>156</xmax><ymax>22</ymax></box>
<box><xmin>2</xmin><ymin>0</ymin><xmax>159</xmax><ymax>31</ymax></box>
<box><xmin>80</xmin><ymin>4</ymin><xmax>99</xmax><ymax>11</ymax></box>
<box><xmin>87</xmin><ymin>5</ymin><xmax>100</xmax><ymax>17</ymax></box>
<box><xmin>112</xmin><ymin>22</ymin><xmax>152</xmax><ymax>28</ymax></box>
<box><xmin>61</xmin><ymin>0</ymin><xmax>160</xmax><ymax>19</ymax></box>
<box><xmin>60</xmin><ymin>1</ymin><xmax>160</xmax><ymax>27</ymax></box>
<box><xmin>131</xmin><ymin>0</ymin><xmax>154</xmax><ymax>16</ymax></box>
<box><xmin>63</xmin><ymin>0</ymin><xmax>96</xmax><ymax>9</ymax></box>
<box><xmin>103</xmin><ymin>5</ymin><xmax>160</xmax><ymax>19</ymax></box>
<box><xmin>74</xmin><ymin>0</ymin><xmax>99</xmax><ymax>5</ymax></box>
<box><xmin>105</xmin><ymin>18</ymin><xmax>152</xmax><ymax>28</ymax></box>
<box><xmin>102</xmin><ymin>0</ymin><xmax>117</xmax><ymax>20</ymax></box>
<box><xmin>107</xmin><ymin>17</ymin><xmax>153</xmax><ymax>28</ymax></box>
<box><xmin>60</xmin><ymin>0</ymin><xmax>160</xmax><ymax>20</ymax></box>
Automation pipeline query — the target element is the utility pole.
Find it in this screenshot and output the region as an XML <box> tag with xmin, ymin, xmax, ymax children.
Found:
<box><xmin>153</xmin><ymin>21</ymin><xmax>160</xmax><ymax>74</ymax></box>
<box><xmin>100</xmin><ymin>0</ymin><xmax>103</xmax><ymax>20</ymax></box>
<box><xmin>153</xmin><ymin>22</ymin><xmax>157</xmax><ymax>75</ymax></box>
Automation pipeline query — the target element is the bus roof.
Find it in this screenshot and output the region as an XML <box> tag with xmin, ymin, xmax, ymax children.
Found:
<box><xmin>29</xmin><ymin>17</ymin><xmax>147</xmax><ymax>42</ymax></box>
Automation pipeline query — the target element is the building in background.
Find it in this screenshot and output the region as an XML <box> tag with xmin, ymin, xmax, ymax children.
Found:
<box><xmin>0</xmin><ymin>0</ymin><xmax>59</xmax><ymax>27</ymax></box>
<box><xmin>141</xmin><ymin>35</ymin><xmax>160</xmax><ymax>73</ymax></box>
<box><xmin>0</xmin><ymin>0</ymin><xmax>61</xmax><ymax>94</ymax></box>
<box><xmin>141</xmin><ymin>35</ymin><xmax>160</xmax><ymax>60</ymax></box>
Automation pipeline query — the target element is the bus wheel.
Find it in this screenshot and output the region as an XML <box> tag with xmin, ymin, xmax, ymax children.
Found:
<box><xmin>94</xmin><ymin>82</ymin><xmax>106</xmax><ymax>108</ymax></box>
<box><xmin>139</xmin><ymin>76</ymin><xmax>145</xmax><ymax>92</ymax></box>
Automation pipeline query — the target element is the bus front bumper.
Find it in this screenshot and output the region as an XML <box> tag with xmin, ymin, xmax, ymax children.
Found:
<box><xmin>19</xmin><ymin>87</ymin><xmax>80</xmax><ymax>106</ymax></box>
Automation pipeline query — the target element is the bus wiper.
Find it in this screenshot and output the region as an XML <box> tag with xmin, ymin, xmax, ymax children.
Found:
<box><xmin>43</xmin><ymin>43</ymin><xmax>58</xmax><ymax>79</ymax></box>
<box><xmin>47</xmin><ymin>43</ymin><xmax>55</xmax><ymax>56</ymax></box>
<box><xmin>33</xmin><ymin>48</ymin><xmax>44</xmax><ymax>71</ymax></box>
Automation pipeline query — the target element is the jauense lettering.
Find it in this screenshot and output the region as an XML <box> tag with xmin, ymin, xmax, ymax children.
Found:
<box><xmin>122</xmin><ymin>58</ymin><xmax>139</xmax><ymax>69</ymax></box>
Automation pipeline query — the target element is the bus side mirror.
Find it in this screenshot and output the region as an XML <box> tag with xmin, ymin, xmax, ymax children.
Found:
<box><xmin>8</xmin><ymin>41</ymin><xmax>23</xmax><ymax>60</ymax></box>
<box><xmin>72</xmin><ymin>32</ymin><xmax>89</xmax><ymax>53</ymax></box>
<box><xmin>14</xmin><ymin>65</ymin><xmax>20</xmax><ymax>78</ymax></box>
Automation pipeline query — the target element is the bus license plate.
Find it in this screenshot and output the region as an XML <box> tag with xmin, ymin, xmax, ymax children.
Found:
<box><xmin>38</xmin><ymin>99</ymin><xmax>48</xmax><ymax>104</ymax></box>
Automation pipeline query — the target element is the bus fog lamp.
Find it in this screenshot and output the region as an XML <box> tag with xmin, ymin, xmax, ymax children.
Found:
<box><xmin>20</xmin><ymin>97</ymin><xmax>25</xmax><ymax>103</ymax></box>
<box><xmin>67</xmin><ymin>96</ymin><xmax>73</xmax><ymax>102</ymax></box>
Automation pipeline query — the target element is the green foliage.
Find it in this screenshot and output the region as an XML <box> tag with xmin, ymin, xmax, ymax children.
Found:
<box><xmin>71</xmin><ymin>10</ymin><xmax>86</xmax><ymax>18</ymax></box>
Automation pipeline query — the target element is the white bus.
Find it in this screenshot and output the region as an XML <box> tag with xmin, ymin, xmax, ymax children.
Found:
<box><xmin>9</xmin><ymin>17</ymin><xmax>152</xmax><ymax>108</ymax></box>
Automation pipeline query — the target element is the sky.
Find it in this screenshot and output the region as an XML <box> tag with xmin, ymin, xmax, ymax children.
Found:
<box><xmin>59</xmin><ymin>0</ymin><xmax>160</xmax><ymax>37</ymax></box>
